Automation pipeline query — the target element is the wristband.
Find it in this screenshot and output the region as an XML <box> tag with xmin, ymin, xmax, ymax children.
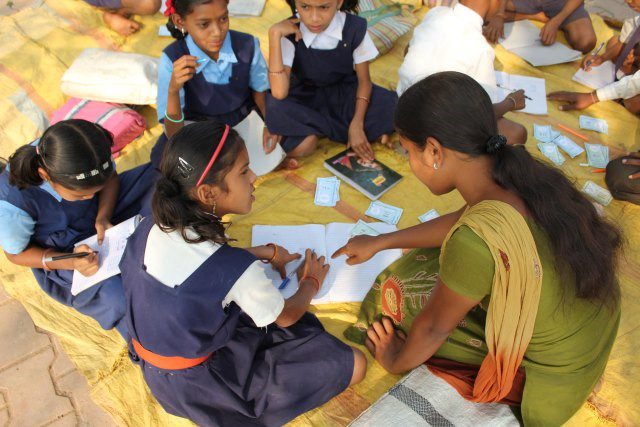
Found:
<box><xmin>164</xmin><ymin>109</ymin><xmax>184</xmax><ymax>123</ymax></box>
<box><xmin>356</xmin><ymin>96</ymin><xmax>370</xmax><ymax>104</ymax></box>
<box><xmin>268</xmin><ymin>69</ymin><xmax>286</xmax><ymax>75</ymax></box>
<box><xmin>506</xmin><ymin>95</ymin><xmax>517</xmax><ymax>109</ymax></box>
<box><xmin>300</xmin><ymin>275</ymin><xmax>321</xmax><ymax>294</ymax></box>
<box><xmin>261</xmin><ymin>243</ymin><xmax>278</xmax><ymax>263</ymax></box>
<box><xmin>41</xmin><ymin>249</ymin><xmax>53</xmax><ymax>271</ymax></box>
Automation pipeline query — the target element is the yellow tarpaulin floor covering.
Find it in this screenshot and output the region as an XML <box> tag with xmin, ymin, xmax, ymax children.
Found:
<box><xmin>0</xmin><ymin>1</ymin><xmax>638</xmax><ymax>425</ymax></box>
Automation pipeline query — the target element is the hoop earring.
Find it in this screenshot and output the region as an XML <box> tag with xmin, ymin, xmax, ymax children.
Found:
<box><xmin>433</xmin><ymin>163</ymin><xmax>439</xmax><ymax>170</ymax></box>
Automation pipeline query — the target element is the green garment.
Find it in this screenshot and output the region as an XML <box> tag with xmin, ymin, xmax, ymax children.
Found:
<box><xmin>345</xmin><ymin>220</ymin><xmax>620</xmax><ymax>426</ymax></box>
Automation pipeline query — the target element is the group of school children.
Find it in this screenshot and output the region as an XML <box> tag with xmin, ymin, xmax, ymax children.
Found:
<box><xmin>0</xmin><ymin>0</ymin><xmax>638</xmax><ymax>424</ymax></box>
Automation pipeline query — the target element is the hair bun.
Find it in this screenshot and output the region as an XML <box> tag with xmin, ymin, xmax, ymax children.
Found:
<box><xmin>486</xmin><ymin>135</ymin><xmax>507</xmax><ymax>154</ymax></box>
<box><xmin>156</xmin><ymin>177</ymin><xmax>182</xmax><ymax>198</ymax></box>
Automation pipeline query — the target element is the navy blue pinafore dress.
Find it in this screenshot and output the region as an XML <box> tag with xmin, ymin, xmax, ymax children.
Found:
<box><xmin>265</xmin><ymin>13</ymin><xmax>397</xmax><ymax>152</ymax></box>
<box><xmin>151</xmin><ymin>31</ymin><xmax>258</xmax><ymax>167</ymax></box>
<box><xmin>121</xmin><ymin>219</ymin><xmax>355</xmax><ymax>427</ymax></box>
<box><xmin>0</xmin><ymin>160</ymin><xmax>157</xmax><ymax>337</ymax></box>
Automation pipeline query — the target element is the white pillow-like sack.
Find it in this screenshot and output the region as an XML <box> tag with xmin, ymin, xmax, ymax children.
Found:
<box><xmin>61</xmin><ymin>48</ymin><xmax>158</xmax><ymax>105</ymax></box>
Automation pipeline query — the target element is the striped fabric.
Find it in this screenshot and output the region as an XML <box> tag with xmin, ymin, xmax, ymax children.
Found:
<box><xmin>359</xmin><ymin>0</ymin><xmax>418</xmax><ymax>55</ymax></box>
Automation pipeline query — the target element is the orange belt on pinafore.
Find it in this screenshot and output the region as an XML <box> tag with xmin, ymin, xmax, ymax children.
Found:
<box><xmin>131</xmin><ymin>339</ymin><xmax>212</xmax><ymax>370</ymax></box>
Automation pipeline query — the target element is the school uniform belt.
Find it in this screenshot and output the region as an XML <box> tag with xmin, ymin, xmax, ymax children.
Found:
<box><xmin>131</xmin><ymin>339</ymin><xmax>212</xmax><ymax>370</ymax></box>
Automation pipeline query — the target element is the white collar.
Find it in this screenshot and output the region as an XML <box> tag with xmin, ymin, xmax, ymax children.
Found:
<box><xmin>299</xmin><ymin>11</ymin><xmax>345</xmax><ymax>48</ymax></box>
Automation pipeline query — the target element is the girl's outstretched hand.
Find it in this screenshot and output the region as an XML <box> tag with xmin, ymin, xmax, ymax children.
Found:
<box><xmin>348</xmin><ymin>123</ymin><xmax>375</xmax><ymax>161</ymax></box>
<box><xmin>332</xmin><ymin>234</ymin><xmax>381</xmax><ymax>265</ymax></box>
<box><xmin>270</xmin><ymin>18</ymin><xmax>302</xmax><ymax>41</ymax></box>
<box><xmin>169</xmin><ymin>55</ymin><xmax>198</xmax><ymax>92</ymax></box>
<box><xmin>270</xmin><ymin>245</ymin><xmax>301</xmax><ymax>278</ymax></box>
<box><xmin>297</xmin><ymin>249</ymin><xmax>330</xmax><ymax>292</ymax></box>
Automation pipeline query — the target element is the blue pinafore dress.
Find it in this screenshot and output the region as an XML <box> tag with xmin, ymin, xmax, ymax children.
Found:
<box><xmin>120</xmin><ymin>219</ymin><xmax>355</xmax><ymax>426</ymax></box>
<box><xmin>0</xmin><ymin>161</ymin><xmax>157</xmax><ymax>337</ymax></box>
<box><xmin>151</xmin><ymin>31</ymin><xmax>258</xmax><ymax>166</ymax></box>
<box><xmin>265</xmin><ymin>13</ymin><xmax>398</xmax><ymax>152</ymax></box>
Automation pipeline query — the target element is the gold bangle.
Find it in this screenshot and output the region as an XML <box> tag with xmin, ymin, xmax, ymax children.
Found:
<box><xmin>268</xmin><ymin>69</ymin><xmax>286</xmax><ymax>75</ymax></box>
<box><xmin>356</xmin><ymin>96</ymin><xmax>370</xmax><ymax>104</ymax></box>
<box><xmin>300</xmin><ymin>275</ymin><xmax>321</xmax><ymax>294</ymax></box>
<box><xmin>506</xmin><ymin>95</ymin><xmax>517</xmax><ymax>109</ymax></box>
<box><xmin>590</xmin><ymin>92</ymin><xmax>598</xmax><ymax>104</ymax></box>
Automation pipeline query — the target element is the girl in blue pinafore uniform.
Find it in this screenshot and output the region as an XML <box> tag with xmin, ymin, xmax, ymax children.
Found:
<box><xmin>265</xmin><ymin>0</ymin><xmax>398</xmax><ymax>161</ymax></box>
<box><xmin>0</xmin><ymin>120</ymin><xmax>157</xmax><ymax>337</ymax></box>
<box><xmin>152</xmin><ymin>0</ymin><xmax>279</xmax><ymax>167</ymax></box>
<box><xmin>121</xmin><ymin>121</ymin><xmax>366</xmax><ymax>426</ymax></box>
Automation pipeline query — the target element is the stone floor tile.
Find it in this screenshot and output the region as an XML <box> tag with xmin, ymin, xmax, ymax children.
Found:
<box><xmin>43</xmin><ymin>412</ymin><xmax>79</xmax><ymax>427</ymax></box>
<box><xmin>0</xmin><ymin>301</ymin><xmax>50</xmax><ymax>368</ymax></box>
<box><xmin>0</xmin><ymin>349</ymin><xmax>73</xmax><ymax>426</ymax></box>
<box><xmin>0</xmin><ymin>407</ymin><xmax>9</xmax><ymax>426</ymax></box>
<box><xmin>49</xmin><ymin>336</ymin><xmax>76</xmax><ymax>380</ymax></box>
<box><xmin>55</xmin><ymin>371</ymin><xmax>116</xmax><ymax>426</ymax></box>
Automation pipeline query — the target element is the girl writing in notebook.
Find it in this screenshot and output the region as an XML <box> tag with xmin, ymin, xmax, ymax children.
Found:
<box><xmin>334</xmin><ymin>72</ymin><xmax>621</xmax><ymax>425</ymax></box>
<box><xmin>153</xmin><ymin>0</ymin><xmax>279</xmax><ymax>166</ymax></box>
<box><xmin>0</xmin><ymin>119</ymin><xmax>157</xmax><ymax>337</ymax></box>
<box><xmin>265</xmin><ymin>0</ymin><xmax>398</xmax><ymax>161</ymax></box>
<box><xmin>120</xmin><ymin>121</ymin><xmax>366</xmax><ymax>426</ymax></box>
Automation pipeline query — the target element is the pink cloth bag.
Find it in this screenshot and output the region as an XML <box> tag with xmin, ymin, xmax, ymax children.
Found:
<box><xmin>50</xmin><ymin>98</ymin><xmax>146</xmax><ymax>157</ymax></box>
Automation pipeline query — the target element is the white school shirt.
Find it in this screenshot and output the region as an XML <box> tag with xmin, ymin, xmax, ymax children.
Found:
<box><xmin>596</xmin><ymin>15</ymin><xmax>640</xmax><ymax>101</ymax></box>
<box><xmin>279</xmin><ymin>11</ymin><xmax>379</xmax><ymax>68</ymax></box>
<box><xmin>144</xmin><ymin>225</ymin><xmax>284</xmax><ymax>328</ymax></box>
<box><xmin>396</xmin><ymin>4</ymin><xmax>496</xmax><ymax>96</ymax></box>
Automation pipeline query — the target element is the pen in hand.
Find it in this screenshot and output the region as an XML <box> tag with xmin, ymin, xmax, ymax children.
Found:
<box><xmin>496</xmin><ymin>84</ymin><xmax>533</xmax><ymax>100</ymax></box>
<box><xmin>279</xmin><ymin>257</ymin><xmax>305</xmax><ymax>290</ymax></box>
<box><xmin>585</xmin><ymin>42</ymin><xmax>605</xmax><ymax>68</ymax></box>
<box><xmin>44</xmin><ymin>251</ymin><xmax>98</xmax><ymax>263</ymax></box>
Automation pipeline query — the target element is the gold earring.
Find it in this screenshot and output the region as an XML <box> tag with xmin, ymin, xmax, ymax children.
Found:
<box><xmin>212</xmin><ymin>201</ymin><xmax>217</xmax><ymax>217</ymax></box>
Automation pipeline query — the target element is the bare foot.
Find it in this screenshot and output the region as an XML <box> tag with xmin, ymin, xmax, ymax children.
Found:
<box><xmin>103</xmin><ymin>11</ymin><xmax>140</xmax><ymax>36</ymax></box>
<box><xmin>277</xmin><ymin>157</ymin><xmax>300</xmax><ymax>171</ymax></box>
<box><xmin>379</xmin><ymin>134</ymin><xmax>395</xmax><ymax>150</ymax></box>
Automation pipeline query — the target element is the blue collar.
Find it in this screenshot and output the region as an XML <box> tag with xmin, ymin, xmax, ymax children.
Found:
<box><xmin>186</xmin><ymin>33</ymin><xmax>237</xmax><ymax>74</ymax></box>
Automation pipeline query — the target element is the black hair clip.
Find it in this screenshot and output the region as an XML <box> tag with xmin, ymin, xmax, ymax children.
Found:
<box><xmin>177</xmin><ymin>156</ymin><xmax>195</xmax><ymax>178</ymax></box>
<box><xmin>486</xmin><ymin>135</ymin><xmax>507</xmax><ymax>154</ymax></box>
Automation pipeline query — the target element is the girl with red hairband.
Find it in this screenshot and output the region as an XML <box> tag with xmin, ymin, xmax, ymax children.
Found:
<box><xmin>121</xmin><ymin>121</ymin><xmax>366</xmax><ymax>425</ymax></box>
<box><xmin>83</xmin><ymin>0</ymin><xmax>161</xmax><ymax>36</ymax></box>
<box><xmin>152</xmin><ymin>0</ymin><xmax>282</xmax><ymax>167</ymax></box>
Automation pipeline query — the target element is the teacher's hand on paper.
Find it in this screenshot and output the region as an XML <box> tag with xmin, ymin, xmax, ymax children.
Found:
<box><xmin>547</xmin><ymin>91</ymin><xmax>597</xmax><ymax>111</ymax></box>
<box><xmin>73</xmin><ymin>245</ymin><xmax>99</xmax><ymax>277</ymax></box>
<box><xmin>539</xmin><ymin>18</ymin><xmax>561</xmax><ymax>46</ymax></box>
<box><xmin>270</xmin><ymin>246</ymin><xmax>301</xmax><ymax>279</ymax></box>
<box><xmin>332</xmin><ymin>234</ymin><xmax>381</xmax><ymax>265</ymax></box>
<box><xmin>483</xmin><ymin>15</ymin><xmax>505</xmax><ymax>44</ymax></box>
<box><xmin>95</xmin><ymin>217</ymin><xmax>113</xmax><ymax>245</ymax></box>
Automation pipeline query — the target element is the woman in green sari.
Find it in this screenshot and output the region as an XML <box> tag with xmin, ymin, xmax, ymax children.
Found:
<box><xmin>334</xmin><ymin>72</ymin><xmax>622</xmax><ymax>426</ymax></box>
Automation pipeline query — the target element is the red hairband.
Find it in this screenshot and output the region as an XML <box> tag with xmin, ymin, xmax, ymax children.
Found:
<box><xmin>196</xmin><ymin>124</ymin><xmax>230</xmax><ymax>187</ymax></box>
<box><xmin>164</xmin><ymin>0</ymin><xmax>175</xmax><ymax>16</ymax></box>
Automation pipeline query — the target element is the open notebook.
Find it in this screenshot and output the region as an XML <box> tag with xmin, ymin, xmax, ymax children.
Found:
<box><xmin>252</xmin><ymin>223</ymin><xmax>403</xmax><ymax>304</ymax></box>
<box><xmin>499</xmin><ymin>20</ymin><xmax>581</xmax><ymax>67</ymax></box>
<box><xmin>71</xmin><ymin>215</ymin><xmax>141</xmax><ymax>296</ymax></box>
<box><xmin>572</xmin><ymin>61</ymin><xmax>615</xmax><ymax>90</ymax></box>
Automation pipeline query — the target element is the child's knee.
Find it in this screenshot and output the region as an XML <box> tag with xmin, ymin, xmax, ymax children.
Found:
<box><xmin>573</xmin><ymin>34</ymin><xmax>597</xmax><ymax>54</ymax></box>
<box><xmin>605</xmin><ymin>157</ymin><xmax>640</xmax><ymax>204</ymax></box>
<box><xmin>349</xmin><ymin>348</ymin><xmax>367</xmax><ymax>386</ymax></box>
<box><xmin>498</xmin><ymin>119</ymin><xmax>527</xmax><ymax>146</ymax></box>
<box><xmin>623</xmin><ymin>97</ymin><xmax>640</xmax><ymax>115</ymax></box>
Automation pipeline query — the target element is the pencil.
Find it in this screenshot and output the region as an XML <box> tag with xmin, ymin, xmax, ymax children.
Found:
<box><xmin>585</xmin><ymin>42</ymin><xmax>605</xmax><ymax>67</ymax></box>
<box><xmin>557</xmin><ymin>123</ymin><xmax>589</xmax><ymax>142</ymax></box>
<box><xmin>496</xmin><ymin>84</ymin><xmax>533</xmax><ymax>100</ymax></box>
